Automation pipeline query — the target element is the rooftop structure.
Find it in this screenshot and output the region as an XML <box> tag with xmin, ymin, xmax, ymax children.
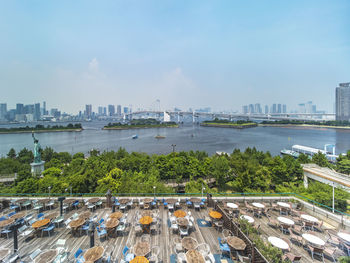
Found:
<box><xmin>0</xmin><ymin>194</ymin><xmax>347</xmax><ymax>262</ymax></box>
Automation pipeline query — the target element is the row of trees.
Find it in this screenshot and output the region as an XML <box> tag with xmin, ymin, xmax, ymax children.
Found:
<box><xmin>0</xmin><ymin>146</ymin><xmax>349</xmax><ymax>212</ymax></box>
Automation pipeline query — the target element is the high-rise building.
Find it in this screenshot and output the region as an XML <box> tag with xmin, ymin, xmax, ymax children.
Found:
<box><xmin>98</xmin><ymin>106</ymin><xmax>103</xmax><ymax>115</ymax></box>
<box><xmin>117</xmin><ymin>105</ymin><xmax>122</xmax><ymax>116</ymax></box>
<box><xmin>336</xmin><ymin>82</ymin><xmax>350</xmax><ymax>121</ymax></box>
<box><xmin>16</xmin><ymin>103</ymin><xmax>24</xmax><ymax>114</ymax></box>
<box><xmin>282</xmin><ymin>104</ymin><xmax>287</xmax><ymax>113</ymax></box>
<box><xmin>254</xmin><ymin>103</ymin><xmax>262</xmax><ymax>114</ymax></box>
<box><xmin>264</xmin><ymin>105</ymin><xmax>269</xmax><ymax>114</ymax></box>
<box><xmin>108</xmin><ymin>105</ymin><xmax>115</xmax><ymax>116</ymax></box>
<box><xmin>103</xmin><ymin>107</ymin><xmax>107</xmax><ymax>115</ymax></box>
<box><xmin>43</xmin><ymin>101</ymin><xmax>47</xmax><ymax>115</ymax></box>
<box><xmin>298</xmin><ymin>103</ymin><xmax>306</xmax><ymax>113</ymax></box>
<box><xmin>85</xmin><ymin>104</ymin><xmax>92</xmax><ymax>118</ymax></box>
<box><xmin>34</xmin><ymin>103</ymin><xmax>41</xmax><ymax>120</ymax></box>
<box><xmin>123</xmin><ymin>107</ymin><xmax>129</xmax><ymax>114</ymax></box>
<box><xmin>24</xmin><ymin>104</ymin><xmax>34</xmax><ymax>114</ymax></box>
<box><xmin>242</xmin><ymin>105</ymin><xmax>248</xmax><ymax>114</ymax></box>
<box><xmin>0</xmin><ymin>103</ymin><xmax>7</xmax><ymax>120</ymax></box>
<box><xmin>248</xmin><ymin>104</ymin><xmax>254</xmax><ymax>114</ymax></box>
<box><xmin>277</xmin><ymin>104</ymin><xmax>282</xmax><ymax>113</ymax></box>
<box><xmin>271</xmin><ymin>104</ymin><xmax>277</xmax><ymax>114</ymax></box>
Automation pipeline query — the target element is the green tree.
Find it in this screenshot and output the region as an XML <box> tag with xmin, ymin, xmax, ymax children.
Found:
<box><xmin>337</xmin><ymin>159</ymin><xmax>350</xmax><ymax>175</ymax></box>
<box><xmin>312</xmin><ymin>152</ymin><xmax>330</xmax><ymax>167</ymax></box>
<box><xmin>297</xmin><ymin>153</ymin><xmax>310</xmax><ymax>164</ymax></box>
<box><xmin>7</xmin><ymin>148</ymin><xmax>16</xmax><ymax>159</ymax></box>
<box><xmin>42</xmin><ymin>147</ymin><xmax>55</xmax><ymax>162</ymax></box>
<box><xmin>17</xmin><ymin>148</ymin><xmax>33</xmax><ymax>164</ymax></box>
<box><xmin>95</xmin><ymin>168</ymin><xmax>123</xmax><ymax>193</ymax></box>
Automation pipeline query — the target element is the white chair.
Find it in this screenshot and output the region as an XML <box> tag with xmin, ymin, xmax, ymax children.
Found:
<box><xmin>179</xmin><ymin>226</ymin><xmax>189</xmax><ymax>237</ymax></box>
<box><xmin>29</xmin><ymin>249</ymin><xmax>41</xmax><ymax>261</ymax></box>
<box><xmin>171</xmin><ymin>223</ymin><xmax>178</xmax><ymax>233</ymax></box>
<box><xmin>206</xmin><ymin>253</ymin><xmax>215</xmax><ymax>263</ymax></box>
<box><xmin>197</xmin><ymin>243</ymin><xmax>210</xmax><ymax>258</ymax></box>
<box><xmin>177</xmin><ymin>252</ymin><xmax>186</xmax><ymax>263</ymax></box>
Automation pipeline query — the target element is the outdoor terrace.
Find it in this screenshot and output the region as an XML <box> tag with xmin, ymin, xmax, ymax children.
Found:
<box><xmin>0</xmin><ymin>195</ymin><xmax>348</xmax><ymax>263</ymax></box>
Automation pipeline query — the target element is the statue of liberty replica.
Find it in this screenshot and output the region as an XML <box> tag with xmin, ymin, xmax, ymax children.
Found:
<box><xmin>30</xmin><ymin>132</ymin><xmax>45</xmax><ymax>176</ymax></box>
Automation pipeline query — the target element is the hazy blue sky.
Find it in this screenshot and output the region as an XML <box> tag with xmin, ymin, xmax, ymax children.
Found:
<box><xmin>0</xmin><ymin>0</ymin><xmax>349</xmax><ymax>113</ymax></box>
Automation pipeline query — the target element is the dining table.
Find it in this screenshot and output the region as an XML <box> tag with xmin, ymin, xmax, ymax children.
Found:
<box><xmin>139</xmin><ymin>216</ymin><xmax>153</xmax><ymax>233</ymax></box>
<box><xmin>186</xmin><ymin>249</ymin><xmax>205</xmax><ymax>263</ymax></box>
<box><xmin>301</xmin><ymin>214</ymin><xmax>319</xmax><ymax>223</ymax></box>
<box><xmin>209</xmin><ymin>211</ymin><xmax>222</xmax><ymax>219</ymax></box>
<box><xmin>119</xmin><ymin>199</ymin><xmax>130</xmax><ymax>204</ymax></box>
<box><xmin>84</xmin><ymin>246</ymin><xmax>104</xmax><ymax>262</ymax></box>
<box><xmin>182</xmin><ymin>237</ymin><xmax>198</xmax><ymax>251</ymax></box>
<box><xmin>226</xmin><ymin>236</ymin><xmax>246</xmax><ymax>251</ymax></box>
<box><xmin>268</xmin><ymin>236</ymin><xmax>289</xmax><ymax>250</ymax></box>
<box><xmin>143</xmin><ymin>198</ymin><xmax>153</xmax><ymax>203</ymax></box>
<box><xmin>177</xmin><ymin>217</ymin><xmax>189</xmax><ymax>227</ymax></box>
<box><xmin>302</xmin><ymin>233</ymin><xmax>325</xmax><ymax>247</ymax></box>
<box><xmin>338</xmin><ymin>232</ymin><xmax>350</xmax><ymax>244</ymax></box>
<box><xmin>109</xmin><ymin>211</ymin><xmax>123</xmax><ymax>219</ymax></box>
<box><xmin>277</xmin><ymin>217</ymin><xmax>294</xmax><ymax>226</ymax></box>
<box><xmin>0</xmin><ymin>248</ymin><xmax>10</xmax><ymax>261</ymax></box>
<box><xmin>79</xmin><ymin>211</ymin><xmax>92</xmax><ymax>220</ymax></box>
<box><xmin>277</xmin><ymin>202</ymin><xmax>291</xmax><ymax>209</ymax></box>
<box><xmin>0</xmin><ymin>218</ymin><xmax>15</xmax><ymax>228</ymax></box>
<box><xmin>10</xmin><ymin>211</ymin><xmax>26</xmax><ymax>220</ymax></box>
<box><xmin>166</xmin><ymin>198</ymin><xmax>177</xmax><ymax>204</ymax></box>
<box><xmin>226</xmin><ymin>203</ymin><xmax>238</xmax><ymax>209</ymax></box>
<box><xmin>133</xmin><ymin>241</ymin><xmax>151</xmax><ymax>257</ymax></box>
<box><xmin>32</xmin><ymin>218</ymin><xmax>50</xmax><ymax>229</ymax></box>
<box><xmin>174</xmin><ymin>210</ymin><xmax>187</xmax><ymax>218</ymax></box>
<box><xmin>130</xmin><ymin>256</ymin><xmax>149</xmax><ymax>263</ymax></box>
<box><xmin>252</xmin><ymin>202</ymin><xmax>265</xmax><ymax>209</ymax></box>
<box><xmin>34</xmin><ymin>249</ymin><xmax>58</xmax><ymax>263</ymax></box>
<box><xmin>88</xmin><ymin>198</ymin><xmax>100</xmax><ymax>204</ymax></box>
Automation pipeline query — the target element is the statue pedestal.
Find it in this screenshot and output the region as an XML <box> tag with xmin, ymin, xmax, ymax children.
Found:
<box><xmin>31</xmin><ymin>161</ymin><xmax>45</xmax><ymax>176</ymax></box>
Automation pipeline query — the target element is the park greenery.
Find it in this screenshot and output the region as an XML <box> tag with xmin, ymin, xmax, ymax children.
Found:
<box><xmin>0</xmin><ymin>123</ymin><xmax>82</xmax><ymax>133</ymax></box>
<box><xmin>104</xmin><ymin>119</ymin><xmax>178</xmax><ymax>129</ymax></box>
<box><xmin>261</xmin><ymin>119</ymin><xmax>350</xmax><ymax>127</ymax></box>
<box><xmin>201</xmin><ymin>118</ymin><xmax>257</xmax><ymax>128</ymax></box>
<box><xmin>0</xmin><ymin>146</ymin><xmax>349</xmax><ymax>213</ymax></box>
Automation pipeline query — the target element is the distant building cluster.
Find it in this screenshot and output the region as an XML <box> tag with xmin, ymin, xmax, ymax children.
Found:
<box><xmin>336</xmin><ymin>82</ymin><xmax>350</xmax><ymax>121</ymax></box>
<box><xmin>0</xmin><ymin>101</ymin><xmax>65</xmax><ymax>122</ymax></box>
<box><xmin>297</xmin><ymin>101</ymin><xmax>317</xmax><ymax>114</ymax></box>
<box><xmin>79</xmin><ymin>104</ymin><xmax>132</xmax><ymax>120</ymax></box>
<box><xmin>242</xmin><ymin>103</ymin><xmax>287</xmax><ymax>114</ymax></box>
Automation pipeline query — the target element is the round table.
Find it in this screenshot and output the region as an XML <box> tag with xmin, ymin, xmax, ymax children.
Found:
<box><xmin>177</xmin><ymin>218</ymin><xmax>189</xmax><ymax>227</ymax></box>
<box><xmin>79</xmin><ymin>211</ymin><xmax>92</xmax><ymax>219</ymax></box>
<box><xmin>119</xmin><ymin>199</ymin><xmax>130</xmax><ymax>204</ymax></box>
<box><xmin>226</xmin><ymin>203</ymin><xmax>238</xmax><ymax>209</ymax></box>
<box><xmin>84</xmin><ymin>246</ymin><xmax>104</xmax><ymax>262</ymax></box>
<box><xmin>64</xmin><ymin>199</ymin><xmax>76</xmax><ymax>204</ymax></box>
<box><xmin>277</xmin><ymin>217</ymin><xmax>294</xmax><ymax>226</ymax></box>
<box><xmin>130</xmin><ymin>256</ymin><xmax>149</xmax><ymax>263</ymax></box>
<box><xmin>302</xmin><ymin>233</ymin><xmax>325</xmax><ymax>247</ymax></box>
<box><xmin>143</xmin><ymin>198</ymin><xmax>153</xmax><ymax>203</ymax></box>
<box><xmin>34</xmin><ymin>249</ymin><xmax>58</xmax><ymax>263</ymax></box>
<box><xmin>301</xmin><ymin>214</ymin><xmax>318</xmax><ymax>223</ymax></box>
<box><xmin>133</xmin><ymin>242</ymin><xmax>151</xmax><ymax>256</ymax></box>
<box><xmin>0</xmin><ymin>218</ymin><xmax>15</xmax><ymax>228</ymax></box>
<box><xmin>45</xmin><ymin>212</ymin><xmax>59</xmax><ymax>220</ymax></box>
<box><xmin>105</xmin><ymin>218</ymin><xmax>119</xmax><ymax>229</ymax></box>
<box><xmin>226</xmin><ymin>236</ymin><xmax>246</xmax><ymax>251</ymax></box>
<box><xmin>209</xmin><ymin>211</ymin><xmax>222</xmax><ymax>219</ymax></box>
<box><xmin>190</xmin><ymin>198</ymin><xmax>201</xmax><ymax>203</ymax></box>
<box><xmin>32</xmin><ymin>218</ymin><xmax>50</xmax><ymax>229</ymax></box>
<box><xmin>338</xmin><ymin>232</ymin><xmax>350</xmax><ymax>244</ymax></box>
<box><xmin>277</xmin><ymin>202</ymin><xmax>290</xmax><ymax>208</ymax></box>
<box><xmin>69</xmin><ymin>218</ymin><xmax>85</xmax><ymax>229</ymax></box>
<box><xmin>240</xmin><ymin>215</ymin><xmax>254</xmax><ymax>224</ymax></box>
<box><xmin>88</xmin><ymin>198</ymin><xmax>100</xmax><ymax>203</ymax></box>
<box><xmin>142</xmin><ymin>210</ymin><xmax>153</xmax><ymax>217</ymax></box>
<box><xmin>10</xmin><ymin>212</ymin><xmax>25</xmax><ymax>220</ymax></box>
<box><xmin>186</xmin><ymin>249</ymin><xmax>205</xmax><ymax>263</ymax></box>
<box><xmin>140</xmin><ymin>216</ymin><xmax>152</xmax><ymax>233</ymax></box>
<box><xmin>110</xmin><ymin>211</ymin><xmax>123</xmax><ymax>219</ymax></box>
<box><xmin>166</xmin><ymin>198</ymin><xmax>177</xmax><ymax>204</ymax></box>
<box><xmin>174</xmin><ymin>210</ymin><xmax>187</xmax><ymax>218</ymax></box>
<box><xmin>252</xmin><ymin>202</ymin><xmax>265</xmax><ymax>209</ymax></box>
<box><xmin>268</xmin><ymin>236</ymin><xmax>289</xmax><ymax>250</ymax></box>
<box><xmin>0</xmin><ymin>248</ymin><xmax>10</xmax><ymax>261</ymax></box>
<box><xmin>182</xmin><ymin>237</ymin><xmax>198</xmax><ymax>250</ymax></box>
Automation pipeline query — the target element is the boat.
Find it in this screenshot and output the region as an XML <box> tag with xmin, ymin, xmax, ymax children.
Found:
<box><xmin>155</xmin><ymin>135</ymin><xmax>166</xmax><ymax>139</ymax></box>
<box><xmin>132</xmin><ymin>135</ymin><xmax>138</xmax><ymax>139</ymax></box>
<box><xmin>280</xmin><ymin>149</ymin><xmax>300</xmax><ymax>158</ymax></box>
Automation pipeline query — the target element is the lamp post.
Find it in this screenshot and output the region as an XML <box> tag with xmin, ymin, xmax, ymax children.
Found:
<box><xmin>89</xmin><ymin>221</ymin><xmax>95</xmax><ymax>248</ymax></box>
<box><xmin>153</xmin><ymin>186</ymin><xmax>156</xmax><ymax>199</ymax></box>
<box><xmin>48</xmin><ymin>186</ymin><xmax>51</xmax><ymax>200</ymax></box>
<box><xmin>332</xmin><ymin>182</ymin><xmax>335</xmax><ymax>213</ymax></box>
<box><xmin>171</xmin><ymin>144</ymin><xmax>176</xmax><ymax>153</ymax></box>
<box><xmin>202</xmin><ymin>184</ymin><xmax>205</xmax><ymax>199</ymax></box>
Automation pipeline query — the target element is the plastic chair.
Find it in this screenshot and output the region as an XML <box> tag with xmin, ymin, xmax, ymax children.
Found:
<box><xmin>42</xmin><ymin>223</ymin><xmax>55</xmax><ymax>237</ymax></box>
<box><xmin>74</xmin><ymin>248</ymin><xmax>83</xmax><ymax>259</ymax></box>
<box><xmin>30</xmin><ymin>249</ymin><xmax>42</xmax><ymax>261</ymax></box>
<box><xmin>97</xmin><ymin>226</ymin><xmax>107</xmax><ymax>240</ymax></box>
<box><xmin>37</xmin><ymin>213</ymin><xmax>44</xmax><ymax>219</ymax></box>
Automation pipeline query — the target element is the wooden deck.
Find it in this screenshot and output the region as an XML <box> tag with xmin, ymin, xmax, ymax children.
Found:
<box><xmin>0</xmin><ymin>200</ymin><xmax>347</xmax><ymax>262</ymax></box>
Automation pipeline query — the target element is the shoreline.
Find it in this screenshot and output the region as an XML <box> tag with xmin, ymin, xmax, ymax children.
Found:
<box><xmin>0</xmin><ymin>128</ymin><xmax>83</xmax><ymax>134</ymax></box>
<box><xmin>259</xmin><ymin>124</ymin><xmax>350</xmax><ymax>130</ymax></box>
<box><xmin>200</xmin><ymin>123</ymin><xmax>257</xmax><ymax>129</ymax></box>
<box><xmin>102</xmin><ymin>125</ymin><xmax>179</xmax><ymax>130</ymax></box>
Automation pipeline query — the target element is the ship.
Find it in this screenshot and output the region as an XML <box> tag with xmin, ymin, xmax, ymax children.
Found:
<box><xmin>155</xmin><ymin>135</ymin><xmax>166</xmax><ymax>139</ymax></box>
<box><xmin>132</xmin><ymin>135</ymin><xmax>138</xmax><ymax>139</ymax></box>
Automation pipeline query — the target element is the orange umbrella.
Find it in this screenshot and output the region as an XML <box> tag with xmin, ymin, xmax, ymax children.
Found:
<box><xmin>139</xmin><ymin>216</ymin><xmax>152</xmax><ymax>225</ymax></box>
<box><xmin>130</xmin><ymin>256</ymin><xmax>149</xmax><ymax>263</ymax></box>
<box><xmin>209</xmin><ymin>211</ymin><xmax>222</xmax><ymax>219</ymax></box>
<box><xmin>174</xmin><ymin>210</ymin><xmax>186</xmax><ymax>218</ymax></box>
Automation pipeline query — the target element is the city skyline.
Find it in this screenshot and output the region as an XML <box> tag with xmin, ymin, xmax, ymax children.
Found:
<box><xmin>0</xmin><ymin>1</ymin><xmax>349</xmax><ymax>113</ymax></box>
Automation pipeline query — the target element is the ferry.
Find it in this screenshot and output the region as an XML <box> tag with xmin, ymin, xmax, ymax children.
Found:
<box><xmin>132</xmin><ymin>135</ymin><xmax>138</xmax><ymax>139</ymax></box>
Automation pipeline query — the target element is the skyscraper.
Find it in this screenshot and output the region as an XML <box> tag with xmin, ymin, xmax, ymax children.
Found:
<box><xmin>43</xmin><ymin>101</ymin><xmax>47</xmax><ymax>115</ymax></box>
<box><xmin>108</xmin><ymin>105</ymin><xmax>115</xmax><ymax>116</ymax></box>
<box><xmin>123</xmin><ymin>107</ymin><xmax>129</xmax><ymax>114</ymax></box>
<box><xmin>85</xmin><ymin>104</ymin><xmax>92</xmax><ymax>118</ymax></box>
<box><xmin>282</xmin><ymin>104</ymin><xmax>287</xmax><ymax>113</ymax></box>
<box><xmin>242</xmin><ymin>105</ymin><xmax>248</xmax><ymax>114</ymax></box>
<box><xmin>98</xmin><ymin>106</ymin><xmax>103</xmax><ymax>115</ymax></box>
<box><xmin>0</xmin><ymin>103</ymin><xmax>7</xmax><ymax>120</ymax></box>
<box><xmin>34</xmin><ymin>103</ymin><xmax>41</xmax><ymax>120</ymax></box>
<box><xmin>277</xmin><ymin>104</ymin><xmax>282</xmax><ymax>113</ymax></box>
<box><xmin>336</xmin><ymin>82</ymin><xmax>350</xmax><ymax>121</ymax></box>
<box><xmin>272</xmin><ymin>104</ymin><xmax>277</xmax><ymax>113</ymax></box>
<box><xmin>248</xmin><ymin>104</ymin><xmax>254</xmax><ymax>114</ymax></box>
<box><xmin>16</xmin><ymin>103</ymin><xmax>24</xmax><ymax>114</ymax></box>
<box><xmin>264</xmin><ymin>105</ymin><xmax>269</xmax><ymax>114</ymax></box>
<box><xmin>254</xmin><ymin>103</ymin><xmax>262</xmax><ymax>114</ymax></box>
<box><xmin>117</xmin><ymin>105</ymin><xmax>122</xmax><ymax>116</ymax></box>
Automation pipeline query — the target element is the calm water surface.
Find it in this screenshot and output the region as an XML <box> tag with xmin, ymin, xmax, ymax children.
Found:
<box><xmin>1</xmin><ymin>121</ymin><xmax>350</xmax><ymax>156</ymax></box>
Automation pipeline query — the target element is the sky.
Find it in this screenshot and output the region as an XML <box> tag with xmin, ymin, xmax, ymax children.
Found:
<box><xmin>0</xmin><ymin>0</ymin><xmax>349</xmax><ymax>114</ymax></box>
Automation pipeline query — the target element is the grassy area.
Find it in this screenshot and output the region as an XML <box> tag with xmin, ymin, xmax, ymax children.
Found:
<box><xmin>103</xmin><ymin>123</ymin><xmax>178</xmax><ymax>130</ymax></box>
<box><xmin>0</xmin><ymin>123</ymin><xmax>83</xmax><ymax>134</ymax></box>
